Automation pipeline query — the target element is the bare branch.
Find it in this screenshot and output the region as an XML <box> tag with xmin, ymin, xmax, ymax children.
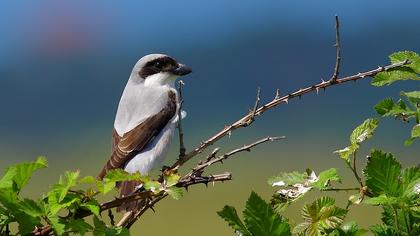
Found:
<box><xmin>169</xmin><ymin>59</ymin><xmax>411</xmax><ymax>171</ymax></box>
<box><xmin>331</xmin><ymin>15</ymin><xmax>341</xmax><ymax>82</ymax></box>
<box><xmin>245</xmin><ymin>87</ymin><xmax>261</xmax><ymax>126</ymax></box>
<box><xmin>191</xmin><ymin>136</ymin><xmax>285</xmax><ymax>176</ymax></box>
<box><xmin>177</xmin><ymin>80</ymin><xmax>186</xmax><ymax>159</ymax></box>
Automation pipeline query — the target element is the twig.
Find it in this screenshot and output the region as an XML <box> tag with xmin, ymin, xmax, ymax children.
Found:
<box><xmin>331</xmin><ymin>15</ymin><xmax>341</xmax><ymax>82</ymax></box>
<box><xmin>321</xmin><ymin>187</ymin><xmax>360</xmax><ymax>192</ymax></box>
<box><xmin>198</xmin><ymin>147</ymin><xmax>221</xmax><ymax>166</ymax></box>
<box><xmin>245</xmin><ymin>87</ymin><xmax>261</xmax><ymax>125</ymax></box>
<box><xmin>177</xmin><ymin>80</ymin><xmax>186</xmax><ymax>159</ymax></box>
<box><xmin>191</xmin><ymin>136</ymin><xmax>285</xmax><ymax>176</ymax></box>
<box><xmin>118</xmin><ymin>173</ymin><xmax>232</xmax><ymax>228</ymax></box>
<box><xmin>352</xmin><ymin>150</ymin><xmax>363</xmax><ymax>187</ymax></box>
<box><xmin>169</xmin><ymin>59</ymin><xmax>411</xmax><ymax>171</ymax></box>
<box><xmin>108</xmin><ymin>209</ymin><xmax>115</xmax><ymax>226</ymax></box>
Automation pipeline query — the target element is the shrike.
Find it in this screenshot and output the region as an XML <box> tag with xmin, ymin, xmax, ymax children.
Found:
<box><xmin>98</xmin><ymin>54</ymin><xmax>192</xmax><ymax>210</ymax></box>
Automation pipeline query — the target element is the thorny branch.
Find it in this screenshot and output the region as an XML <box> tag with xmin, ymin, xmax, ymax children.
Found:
<box><xmin>169</xmin><ymin>60</ymin><xmax>411</xmax><ymax>172</ymax></box>
<box><xmin>177</xmin><ymin>80</ymin><xmax>186</xmax><ymax>158</ymax></box>
<box><xmin>190</xmin><ymin>136</ymin><xmax>285</xmax><ymax>176</ymax></box>
<box><xmin>32</xmin><ymin>17</ymin><xmax>413</xmax><ymax>235</ymax></box>
<box><xmin>108</xmin><ymin>16</ymin><xmax>412</xmax><ymax>231</ymax></box>
<box><xmin>331</xmin><ymin>15</ymin><xmax>341</xmax><ymax>82</ymax></box>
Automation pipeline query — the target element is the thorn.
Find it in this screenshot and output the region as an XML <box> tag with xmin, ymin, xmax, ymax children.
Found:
<box><xmin>212</xmin><ymin>181</ymin><xmax>215</xmax><ymax>187</ymax></box>
<box><xmin>377</xmin><ymin>66</ymin><xmax>384</xmax><ymax>71</ymax></box>
<box><xmin>321</xmin><ymin>78</ymin><xmax>326</xmax><ymax>83</ymax></box>
<box><xmin>275</xmin><ymin>89</ymin><xmax>280</xmax><ymax>99</ymax></box>
<box><xmin>178</xmin><ymin>80</ymin><xmax>185</xmax><ymax>86</ymax></box>
<box><xmin>316</xmin><ymin>87</ymin><xmax>320</xmax><ymax>94</ymax></box>
<box><xmin>228</xmin><ymin>131</ymin><xmax>232</xmax><ymax>138</ymax></box>
<box><xmin>284</xmin><ymin>98</ymin><xmax>289</xmax><ymax>104</ymax></box>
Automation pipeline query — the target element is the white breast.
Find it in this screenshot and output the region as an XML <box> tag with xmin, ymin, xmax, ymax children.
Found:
<box><xmin>124</xmin><ymin>119</ymin><xmax>177</xmax><ymax>174</ymax></box>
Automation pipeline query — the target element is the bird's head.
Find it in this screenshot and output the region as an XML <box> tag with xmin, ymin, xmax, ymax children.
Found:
<box><xmin>130</xmin><ymin>54</ymin><xmax>192</xmax><ymax>87</ymax></box>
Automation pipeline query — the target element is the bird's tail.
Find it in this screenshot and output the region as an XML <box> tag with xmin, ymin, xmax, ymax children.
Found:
<box><xmin>117</xmin><ymin>180</ymin><xmax>142</xmax><ymax>212</ymax></box>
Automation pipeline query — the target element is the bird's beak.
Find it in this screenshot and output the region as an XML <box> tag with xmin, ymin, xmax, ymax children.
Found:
<box><xmin>172</xmin><ymin>64</ymin><xmax>192</xmax><ymax>76</ymax></box>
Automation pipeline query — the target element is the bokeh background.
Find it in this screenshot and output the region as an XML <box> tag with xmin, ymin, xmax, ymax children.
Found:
<box><xmin>1</xmin><ymin>1</ymin><xmax>419</xmax><ymax>235</ymax></box>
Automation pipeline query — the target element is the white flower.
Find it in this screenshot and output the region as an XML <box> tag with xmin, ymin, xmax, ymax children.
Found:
<box><xmin>272</xmin><ymin>181</ymin><xmax>286</xmax><ymax>187</ymax></box>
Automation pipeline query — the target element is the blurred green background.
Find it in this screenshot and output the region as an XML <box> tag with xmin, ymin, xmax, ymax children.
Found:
<box><xmin>0</xmin><ymin>1</ymin><xmax>419</xmax><ymax>235</ymax></box>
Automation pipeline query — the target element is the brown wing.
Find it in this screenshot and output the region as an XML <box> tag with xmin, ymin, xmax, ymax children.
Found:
<box><xmin>98</xmin><ymin>91</ymin><xmax>177</xmax><ymax>180</ymax></box>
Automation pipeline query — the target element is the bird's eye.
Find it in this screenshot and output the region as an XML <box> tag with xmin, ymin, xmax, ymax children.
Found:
<box><xmin>154</xmin><ymin>61</ymin><xmax>162</xmax><ymax>68</ymax></box>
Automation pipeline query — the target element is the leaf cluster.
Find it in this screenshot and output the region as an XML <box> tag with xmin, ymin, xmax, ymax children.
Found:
<box><xmin>0</xmin><ymin>158</ymin><xmax>183</xmax><ymax>235</ymax></box>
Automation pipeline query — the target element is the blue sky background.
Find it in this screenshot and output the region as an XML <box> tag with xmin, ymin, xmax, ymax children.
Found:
<box><xmin>0</xmin><ymin>1</ymin><xmax>419</xmax><ymax>235</ymax></box>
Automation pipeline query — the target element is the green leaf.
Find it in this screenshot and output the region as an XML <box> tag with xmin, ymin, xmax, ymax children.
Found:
<box><xmin>364</xmin><ymin>194</ymin><xmax>400</xmax><ymax>205</ymax></box>
<box><xmin>328</xmin><ymin>221</ymin><xmax>367</xmax><ymax>236</ymax></box>
<box><xmin>93</xmin><ymin>216</ymin><xmax>130</xmax><ymax>236</ymax></box>
<box><xmin>243</xmin><ymin>191</ymin><xmax>291</xmax><ymax>236</ymax></box>
<box><xmin>0</xmin><ymin>156</ymin><xmax>47</xmax><ymax>193</ymax></box>
<box><xmin>401</xmin><ymin>166</ymin><xmax>420</xmax><ymax>198</ymax></box>
<box><xmin>81</xmin><ymin>199</ymin><xmax>100</xmax><ymax>217</ymax></box>
<box><xmin>335</xmin><ymin>118</ymin><xmax>379</xmax><ymax>162</ymax></box>
<box><xmin>165</xmin><ymin>187</ymin><xmax>183</xmax><ymax>200</ymax></box>
<box><xmin>18</xmin><ymin>198</ymin><xmax>45</xmax><ymax>217</ymax></box>
<box><xmin>268</xmin><ymin>171</ymin><xmax>307</xmax><ymax>187</ymax></box>
<box><xmin>48</xmin><ymin>214</ymin><xmax>66</xmax><ymax>236</ymax></box>
<box><xmin>66</xmin><ymin>218</ymin><xmax>93</xmax><ymax>236</ymax></box>
<box><xmin>58</xmin><ymin>171</ymin><xmax>80</xmax><ymax>202</ymax></box>
<box><xmin>99</xmin><ymin>169</ymin><xmax>147</xmax><ymax>194</ymax></box>
<box><xmin>217</xmin><ymin>206</ymin><xmax>251</xmax><ymax>236</ymax></box>
<box><xmin>298</xmin><ymin>197</ymin><xmax>347</xmax><ymax>235</ymax></box>
<box><xmin>374</xmin><ymin>98</ymin><xmax>415</xmax><ymax>119</ymax></box>
<box><xmin>389</xmin><ymin>51</ymin><xmax>420</xmax><ymax>74</ymax></box>
<box><xmin>372</xmin><ymin>67</ymin><xmax>418</xmax><ymax>86</ymax></box>
<box><xmin>411</xmin><ymin>124</ymin><xmax>420</xmax><ymax>138</ymax></box>
<box><xmin>401</xmin><ymin>90</ymin><xmax>420</xmax><ymax>104</ymax></box>
<box><xmin>312</xmin><ymin>168</ymin><xmax>341</xmax><ymax>190</ymax></box>
<box><xmin>364</xmin><ymin>150</ymin><xmax>401</xmax><ymax>197</ymax></box>
<box><xmin>143</xmin><ymin>181</ymin><xmax>161</xmax><ymax>193</ymax></box>
<box><xmin>370</xmin><ymin>224</ymin><xmax>395</xmax><ymax>236</ymax></box>
<box><xmin>164</xmin><ymin>173</ymin><xmax>181</xmax><ymax>187</ymax></box>
<box><xmin>349</xmin><ymin>118</ymin><xmax>379</xmax><ymax>145</ymax></box>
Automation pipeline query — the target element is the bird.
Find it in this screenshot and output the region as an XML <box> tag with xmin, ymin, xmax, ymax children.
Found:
<box><xmin>98</xmin><ymin>54</ymin><xmax>192</xmax><ymax>210</ymax></box>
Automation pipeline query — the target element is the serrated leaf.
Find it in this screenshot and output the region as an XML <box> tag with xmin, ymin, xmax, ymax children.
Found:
<box><xmin>217</xmin><ymin>206</ymin><xmax>251</xmax><ymax>236</ymax></box>
<box><xmin>312</xmin><ymin>168</ymin><xmax>341</xmax><ymax>190</ymax></box>
<box><xmin>370</xmin><ymin>224</ymin><xmax>395</xmax><ymax>236</ymax></box>
<box><xmin>48</xmin><ymin>214</ymin><xmax>66</xmax><ymax>236</ymax></box>
<box><xmin>364</xmin><ymin>150</ymin><xmax>401</xmax><ymax>197</ymax></box>
<box><xmin>389</xmin><ymin>51</ymin><xmax>420</xmax><ymax>74</ymax></box>
<box><xmin>0</xmin><ymin>156</ymin><xmax>47</xmax><ymax>193</ymax></box>
<box><xmin>374</xmin><ymin>98</ymin><xmax>415</xmax><ymax>119</ymax></box>
<box><xmin>81</xmin><ymin>199</ymin><xmax>100</xmax><ymax>217</ymax></box>
<box><xmin>99</xmin><ymin>170</ymin><xmax>147</xmax><ymax>194</ymax></box>
<box><xmin>166</xmin><ymin>187</ymin><xmax>183</xmax><ymax>200</ymax></box>
<box><xmin>66</xmin><ymin>218</ymin><xmax>93</xmax><ymax>236</ymax></box>
<box><xmin>335</xmin><ymin>119</ymin><xmax>378</xmax><ymax>162</ymax></box>
<box><xmin>350</xmin><ymin>118</ymin><xmax>379</xmax><ymax>145</ymax></box>
<box><xmin>18</xmin><ymin>198</ymin><xmax>44</xmax><ymax>217</ymax></box>
<box><xmin>372</xmin><ymin>67</ymin><xmax>418</xmax><ymax>86</ymax></box>
<box><xmin>243</xmin><ymin>192</ymin><xmax>291</xmax><ymax>236</ymax></box>
<box><xmin>143</xmin><ymin>181</ymin><xmax>161</xmax><ymax>193</ymax></box>
<box><xmin>364</xmin><ymin>194</ymin><xmax>400</xmax><ymax>205</ymax></box>
<box><xmin>401</xmin><ymin>166</ymin><xmax>420</xmax><ymax>198</ymax></box>
<box><xmin>268</xmin><ymin>171</ymin><xmax>307</xmax><ymax>187</ymax></box>
<box><xmin>299</xmin><ymin>197</ymin><xmax>347</xmax><ymax>235</ymax></box>
<box><xmin>58</xmin><ymin>171</ymin><xmax>80</xmax><ymax>202</ymax></box>
<box><xmin>164</xmin><ymin>173</ymin><xmax>181</xmax><ymax>187</ymax></box>
<box><xmin>401</xmin><ymin>90</ymin><xmax>420</xmax><ymax>104</ymax></box>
